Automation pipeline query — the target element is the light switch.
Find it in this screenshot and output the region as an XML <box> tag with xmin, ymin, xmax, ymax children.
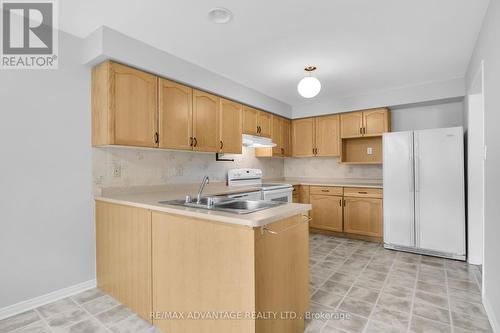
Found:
<box><xmin>367</xmin><ymin>147</ymin><xmax>373</xmax><ymax>155</ymax></box>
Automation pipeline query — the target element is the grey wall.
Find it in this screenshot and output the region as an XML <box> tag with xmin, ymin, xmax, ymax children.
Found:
<box><xmin>466</xmin><ymin>0</ymin><xmax>500</xmax><ymax>329</ymax></box>
<box><xmin>0</xmin><ymin>32</ymin><xmax>94</xmax><ymax>308</ymax></box>
<box><xmin>84</xmin><ymin>27</ymin><xmax>292</xmax><ymax>118</ymax></box>
<box><xmin>390</xmin><ymin>99</ymin><xmax>464</xmax><ymax>132</ymax></box>
<box><xmin>292</xmin><ymin>78</ymin><xmax>465</xmax><ymax>119</ymax></box>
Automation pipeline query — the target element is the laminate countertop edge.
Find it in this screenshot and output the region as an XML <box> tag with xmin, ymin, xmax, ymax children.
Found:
<box><xmin>95</xmin><ymin>197</ymin><xmax>311</xmax><ymax>228</ymax></box>
<box><xmin>267</xmin><ymin>178</ymin><xmax>383</xmax><ymax>189</ymax></box>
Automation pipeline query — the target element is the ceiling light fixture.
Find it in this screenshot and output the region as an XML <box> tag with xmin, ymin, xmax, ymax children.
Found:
<box><xmin>297</xmin><ymin>66</ymin><xmax>321</xmax><ymax>98</ymax></box>
<box><xmin>208</xmin><ymin>7</ymin><xmax>233</xmax><ymax>24</ymax></box>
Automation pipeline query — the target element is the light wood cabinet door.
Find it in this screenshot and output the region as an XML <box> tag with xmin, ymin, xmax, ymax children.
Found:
<box><xmin>110</xmin><ymin>62</ymin><xmax>158</xmax><ymax>147</ymax></box>
<box><xmin>340</xmin><ymin>111</ymin><xmax>363</xmax><ymax>138</ymax></box>
<box><xmin>193</xmin><ymin>90</ymin><xmax>220</xmax><ymax>152</ymax></box>
<box><xmin>95</xmin><ymin>201</ymin><xmax>152</xmax><ymax>321</ymax></box>
<box><xmin>242</xmin><ymin>106</ymin><xmax>258</xmax><ymax>135</ymax></box>
<box><xmin>292</xmin><ymin>118</ymin><xmax>315</xmax><ymax>157</ymax></box>
<box><xmin>343</xmin><ymin>197</ymin><xmax>383</xmax><ymax>237</ymax></box>
<box><xmin>281</xmin><ymin>119</ymin><xmax>291</xmax><ymax>156</ymax></box>
<box><xmin>158</xmin><ymin>79</ymin><xmax>193</xmax><ymax>150</ymax></box>
<box><xmin>258</xmin><ymin>111</ymin><xmax>272</xmax><ymax>137</ymax></box>
<box><xmin>272</xmin><ymin>116</ymin><xmax>282</xmax><ymax>155</ymax></box>
<box><xmin>315</xmin><ymin>115</ymin><xmax>340</xmax><ymax>156</ymax></box>
<box><xmin>309</xmin><ymin>195</ymin><xmax>343</xmax><ymax>232</ymax></box>
<box><xmin>298</xmin><ymin>185</ymin><xmax>310</xmax><ymax>204</ymax></box>
<box><xmin>363</xmin><ymin>108</ymin><xmax>390</xmax><ymax>136</ymax></box>
<box><xmin>255</xmin><ymin>215</ymin><xmax>309</xmax><ymax>333</ymax></box>
<box><xmin>219</xmin><ymin>99</ymin><xmax>242</xmax><ymax>154</ymax></box>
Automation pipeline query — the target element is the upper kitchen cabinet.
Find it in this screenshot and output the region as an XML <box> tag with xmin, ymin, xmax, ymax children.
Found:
<box><xmin>281</xmin><ymin>118</ymin><xmax>291</xmax><ymax>156</ymax></box>
<box><xmin>193</xmin><ymin>90</ymin><xmax>220</xmax><ymax>152</ymax></box>
<box><xmin>292</xmin><ymin>118</ymin><xmax>315</xmax><ymax>157</ymax></box>
<box><xmin>340</xmin><ymin>112</ymin><xmax>364</xmax><ymax>138</ymax></box>
<box><xmin>272</xmin><ymin>115</ymin><xmax>282</xmax><ymax>156</ymax></box>
<box><xmin>255</xmin><ymin>115</ymin><xmax>291</xmax><ymax>158</ymax></box>
<box><xmin>242</xmin><ymin>106</ymin><xmax>272</xmax><ymax>137</ymax></box>
<box><xmin>291</xmin><ymin>115</ymin><xmax>340</xmax><ymax>158</ymax></box>
<box><xmin>315</xmin><ymin>115</ymin><xmax>340</xmax><ymax>157</ymax></box>
<box><xmin>242</xmin><ymin>106</ymin><xmax>259</xmax><ymax>135</ymax></box>
<box><xmin>219</xmin><ymin>99</ymin><xmax>242</xmax><ymax>154</ymax></box>
<box><xmin>92</xmin><ymin>61</ymin><xmax>158</xmax><ymax>147</ymax></box>
<box><xmin>363</xmin><ymin>108</ymin><xmax>391</xmax><ymax>136</ymax></box>
<box><xmin>158</xmin><ymin>78</ymin><xmax>193</xmax><ymax>150</ymax></box>
<box><xmin>340</xmin><ymin>108</ymin><xmax>390</xmax><ymax>138</ymax></box>
<box><xmin>257</xmin><ymin>111</ymin><xmax>272</xmax><ymax>137</ymax></box>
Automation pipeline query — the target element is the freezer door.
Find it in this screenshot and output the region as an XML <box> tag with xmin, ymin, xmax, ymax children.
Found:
<box><xmin>414</xmin><ymin>127</ymin><xmax>466</xmax><ymax>255</ymax></box>
<box><xmin>383</xmin><ymin>131</ymin><xmax>415</xmax><ymax>248</ymax></box>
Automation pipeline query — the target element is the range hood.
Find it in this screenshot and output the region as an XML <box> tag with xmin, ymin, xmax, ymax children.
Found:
<box><xmin>242</xmin><ymin>134</ymin><xmax>277</xmax><ymax>148</ymax></box>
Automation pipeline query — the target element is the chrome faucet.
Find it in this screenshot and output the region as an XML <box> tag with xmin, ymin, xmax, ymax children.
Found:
<box><xmin>196</xmin><ymin>176</ymin><xmax>210</xmax><ymax>204</ymax></box>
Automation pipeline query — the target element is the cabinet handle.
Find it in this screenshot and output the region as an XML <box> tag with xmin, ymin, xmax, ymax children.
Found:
<box><xmin>343</xmin><ymin>199</ymin><xmax>346</xmax><ymax>207</ymax></box>
<box><xmin>363</xmin><ymin>127</ymin><xmax>366</xmax><ymax>134</ymax></box>
<box><xmin>193</xmin><ymin>137</ymin><xmax>198</xmax><ymax>147</ymax></box>
<box><xmin>360</xmin><ymin>127</ymin><xmax>363</xmax><ymax>134</ymax></box>
<box><xmin>321</xmin><ymin>189</ymin><xmax>329</xmax><ymax>192</ymax></box>
<box><xmin>260</xmin><ymin>217</ymin><xmax>310</xmax><ymax>235</ymax></box>
<box><xmin>189</xmin><ymin>137</ymin><xmax>193</xmax><ymax>147</ymax></box>
<box><xmin>257</xmin><ymin>126</ymin><xmax>261</xmax><ymax>134</ymax></box>
<box><xmin>154</xmin><ymin>132</ymin><xmax>159</xmax><ymax>144</ymax></box>
<box><xmin>358</xmin><ymin>191</ymin><xmax>368</xmax><ymax>194</ymax></box>
<box><xmin>339</xmin><ymin>199</ymin><xmax>342</xmax><ymax>206</ymax></box>
<box><xmin>220</xmin><ymin>140</ymin><xmax>224</xmax><ymax>150</ymax></box>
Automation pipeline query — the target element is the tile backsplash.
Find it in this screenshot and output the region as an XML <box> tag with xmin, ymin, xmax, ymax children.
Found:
<box><xmin>284</xmin><ymin>157</ymin><xmax>382</xmax><ymax>179</ymax></box>
<box><xmin>93</xmin><ymin>147</ymin><xmax>382</xmax><ymax>194</ymax></box>
<box><xmin>92</xmin><ymin>146</ymin><xmax>284</xmax><ymax>194</ymax></box>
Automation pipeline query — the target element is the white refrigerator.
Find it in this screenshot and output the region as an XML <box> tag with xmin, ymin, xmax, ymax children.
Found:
<box><xmin>383</xmin><ymin>126</ymin><xmax>466</xmax><ymax>260</ymax></box>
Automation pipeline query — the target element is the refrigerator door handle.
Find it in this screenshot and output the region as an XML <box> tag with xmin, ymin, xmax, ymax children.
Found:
<box><xmin>414</xmin><ymin>136</ymin><xmax>420</xmax><ymax>193</ymax></box>
<box><xmin>409</xmin><ymin>134</ymin><xmax>414</xmax><ymax>193</ymax></box>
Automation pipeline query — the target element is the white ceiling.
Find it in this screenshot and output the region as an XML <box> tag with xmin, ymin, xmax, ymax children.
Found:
<box><xmin>60</xmin><ymin>0</ymin><xmax>489</xmax><ymax>106</ymax></box>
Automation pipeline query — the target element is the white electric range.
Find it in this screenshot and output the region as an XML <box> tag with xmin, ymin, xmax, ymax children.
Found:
<box><xmin>226</xmin><ymin>169</ymin><xmax>293</xmax><ymax>203</ymax></box>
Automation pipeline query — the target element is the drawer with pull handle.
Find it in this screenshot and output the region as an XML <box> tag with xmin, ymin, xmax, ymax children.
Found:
<box><xmin>309</xmin><ymin>186</ymin><xmax>343</xmax><ymax>196</ymax></box>
<box><xmin>343</xmin><ymin>187</ymin><xmax>383</xmax><ymax>198</ymax></box>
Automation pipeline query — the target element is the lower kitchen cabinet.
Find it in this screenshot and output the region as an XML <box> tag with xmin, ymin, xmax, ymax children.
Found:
<box><xmin>95</xmin><ymin>201</ymin><xmax>152</xmax><ymax>321</ymax></box>
<box><xmin>298</xmin><ymin>185</ymin><xmax>310</xmax><ymax>204</ymax></box>
<box><xmin>343</xmin><ymin>197</ymin><xmax>383</xmax><ymax>237</ymax></box>
<box><xmin>96</xmin><ymin>200</ymin><xmax>309</xmax><ymax>333</ymax></box>
<box><xmin>309</xmin><ymin>194</ymin><xmax>343</xmax><ymax>232</ymax></box>
<box><xmin>152</xmin><ymin>211</ymin><xmax>308</xmax><ymax>333</ymax></box>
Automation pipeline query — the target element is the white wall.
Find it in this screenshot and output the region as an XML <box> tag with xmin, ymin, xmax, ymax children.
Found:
<box><xmin>390</xmin><ymin>99</ymin><xmax>464</xmax><ymax>132</ymax></box>
<box><xmin>292</xmin><ymin>78</ymin><xmax>465</xmax><ymax>119</ymax></box>
<box><xmin>466</xmin><ymin>0</ymin><xmax>500</xmax><ymax>330</ymax></box>
<box><xmin>93</xmin><ymin>147</ymin><xmax>284</xmax><ymax>194</ymax></box>
<box><xmin>84</xmin><ymin>27</ymin><xmax>292</xmax><ymax>118</ymax></box>
<box><xmin>465</xmin><ymin>67</ymin><xmax>485</xmax><ymax>266</ymax></box>
<box><xmin>0</xmin><ymin>32</ymin><xmax>94</xmax><ymax>308</ymax></box>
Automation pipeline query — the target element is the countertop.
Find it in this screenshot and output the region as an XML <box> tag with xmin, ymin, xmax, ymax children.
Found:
<box><xmin>267</xmin><ymin>178</ymin><xmax>383</xmax><ymax>189</ymax></box>
<box><xmin>94</xmin><ymin>178</ymin><xmax>381</xmax><ymax>227</ymax></box>
<box><xmin>95</xmin><ymin>182</ymin><xmax>311</xmax><ymax>228</ymax></box>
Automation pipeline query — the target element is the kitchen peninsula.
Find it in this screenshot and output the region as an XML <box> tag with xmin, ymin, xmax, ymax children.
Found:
<box><xmin>95</xmin><ymin>182</ymin><xmax>311</xmax><ymax>333</ymax></box>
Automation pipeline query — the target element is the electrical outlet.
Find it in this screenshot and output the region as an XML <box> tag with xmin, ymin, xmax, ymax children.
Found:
<box><xmin>112</xmin><ymin>164</ymin><xmax>121</xmax><ymax>178</ymax></box>
<box><xmin>367</xmin><ymin>147</ymin><xmax>373</xmax><ymax>155</ymax></box>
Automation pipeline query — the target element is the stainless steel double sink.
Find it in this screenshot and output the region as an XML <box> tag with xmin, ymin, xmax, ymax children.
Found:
<box><xmin>159</xmin><ymin>196</ymin><xmax>284</xmax><ymax>214</ymax></box>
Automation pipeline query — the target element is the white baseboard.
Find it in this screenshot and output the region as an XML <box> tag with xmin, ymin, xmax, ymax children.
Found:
<box><xmin>0</xmin><ymin>279</ymin><xmax>96</xmax><ymax>321</ymax></box>
<box><xmin>484</xmin><ymin>295</ymin><xmax>500</xmax><ymax>333</ymax></box>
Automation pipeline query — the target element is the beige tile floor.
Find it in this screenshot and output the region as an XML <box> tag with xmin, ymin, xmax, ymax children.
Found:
<box><xmin>0</xmin><ymin>233</ymin><xmax>491</xmax><ymax>333</ymax></box>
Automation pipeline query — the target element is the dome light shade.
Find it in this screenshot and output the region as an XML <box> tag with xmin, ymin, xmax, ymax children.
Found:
<box><xmin>297</xmin><ymin>76</ymin><xmax>321</xmax><ymax>98</ymax></box>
